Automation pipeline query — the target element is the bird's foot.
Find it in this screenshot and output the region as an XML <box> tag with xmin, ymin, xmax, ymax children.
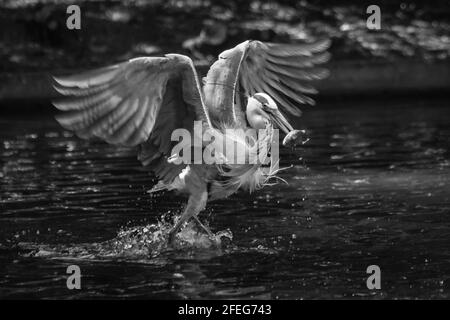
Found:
<box><xmin>193</xmin><ymin>216</ymin><xmax>225</xmax><ymax>247</ymax></box>
<box><xmin>167</xmin><ymin>228</ymin><xmax>179</xmax><ymax>246</ymax></box>
<box><xmin>193</xmin><ymin>216</ymin><xmax>214</xmax><ymax>239</ymax></box>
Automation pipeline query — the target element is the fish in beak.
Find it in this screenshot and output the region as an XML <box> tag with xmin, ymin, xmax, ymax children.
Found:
<box><xmin>249</xmin><ymin>93</ymin><xmax>308</xmax><ymax>147</ymax></box>
<box><xmin>266</xmin><ymin>108</ymin><xmax>308</xmax><ymax>147</ymax></box>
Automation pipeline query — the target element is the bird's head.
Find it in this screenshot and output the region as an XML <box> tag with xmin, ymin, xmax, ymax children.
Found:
<box><xmin>246</xmin><ymin>93</ymin><xmax>294</xmax><ymax>134</ymax></box>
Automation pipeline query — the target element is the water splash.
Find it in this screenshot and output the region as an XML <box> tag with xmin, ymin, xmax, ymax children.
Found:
<box><xmin>19</xmin><ymin>218</ymin><xmax>233</xmax><ymax>262</ymax></box>
<box><xmin>108</xmin><ymin>218</ymin><xmax>233</xmax><ymax>258</ymax></box>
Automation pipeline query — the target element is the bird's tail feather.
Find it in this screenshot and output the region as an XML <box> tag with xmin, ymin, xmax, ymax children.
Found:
<box><xmin>147</xmin><ymin>181</ymin><xmax>170</xmax><ymax>193</ymax></box>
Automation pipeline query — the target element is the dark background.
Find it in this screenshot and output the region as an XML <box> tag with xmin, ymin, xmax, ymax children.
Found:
<box><xmin>0</xmin><ymin>0</ymin><xmax>449</xmax><ymax>300</ymax></box>
<box><xmin>0</xmin><ymin>0</ymin><xmax>449</xmax><ymax>108</ymax></box>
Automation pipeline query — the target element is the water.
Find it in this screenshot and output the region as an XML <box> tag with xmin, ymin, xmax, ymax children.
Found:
<box><xmin>0</xmin><ymin>99</ymin><xmax>449</xmax><ymax>299</ymax></box>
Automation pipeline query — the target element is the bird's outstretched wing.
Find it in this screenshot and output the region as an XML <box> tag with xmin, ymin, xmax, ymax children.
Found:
<box><xmin>53</xmin><ymin>54</ymin><xmax>211</xmax><ymax>183</ymax></box>
<box><xmin>54</xmin><ymin>54</ymin><xmax>211</xmax><ymax>145</ymax></box>
<box><xmin>234</xmin><ymin>39</ymin><xmax>330</xmax><ymax>117</ymax></box>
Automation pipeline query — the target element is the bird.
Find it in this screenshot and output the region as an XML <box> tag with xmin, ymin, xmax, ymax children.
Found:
<box><xmin>52</xmin><ymin>39</ymin><xmax>330</xmax><ymax>244</ymax></box>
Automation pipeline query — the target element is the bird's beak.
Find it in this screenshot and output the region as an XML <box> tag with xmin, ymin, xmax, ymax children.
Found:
<box><xmin>269</xmin><ymin>109</ymin><xmax>294</xmax><ymax>134</ymax></box>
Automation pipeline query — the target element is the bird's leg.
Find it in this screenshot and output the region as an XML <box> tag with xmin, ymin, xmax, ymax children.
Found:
<box><xmin>168</xmin><ymin>190</ymin><xmax>208</xmax><ymax>245</ymax></box>
<box><xmin>193</xmin><ymin>216</ymin><xmax>214</xmax><ymax>238</ymax></box>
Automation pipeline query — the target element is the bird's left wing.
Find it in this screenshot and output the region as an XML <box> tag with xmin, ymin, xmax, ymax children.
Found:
<box><xmin>234</xmin><ymin>39</ymin><xmax>331</xmax><ymax>117</ymax></box>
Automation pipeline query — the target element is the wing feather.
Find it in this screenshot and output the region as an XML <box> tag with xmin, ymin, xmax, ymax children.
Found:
<box><xmin>266</xmin><ymin>51</ymin><xmax>330</xmax><ymax>68</ymax></box>
<box><xmin>53</xmin><ymin>54</ymin><xmax>209</xmax><ymax>184</ymax></box>
<box><xmin>265</xmin><ymin>39</ymin><xmax>331</xmax><ymax>56</ymax></box>
<box><xmin>233</xmin><ymin>39</ymin><xmax>330</xmax><ymax>117</ymax></box>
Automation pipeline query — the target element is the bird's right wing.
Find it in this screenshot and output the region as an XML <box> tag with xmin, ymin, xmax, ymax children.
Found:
<box><xmin>53</xmin><ymin>54</ymin><xmax>212</xmax><ymax>183</ymax></box>
<box><xmin>53</xmin><ymin>54</ymin><xmax>211</xmax><ymax>146</ymax></box>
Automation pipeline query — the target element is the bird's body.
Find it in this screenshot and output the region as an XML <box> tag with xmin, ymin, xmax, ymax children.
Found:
<box><xmin>53</xmin><ymin>39</ymin><xmax>330</xmax><ymax>243</ymax></box>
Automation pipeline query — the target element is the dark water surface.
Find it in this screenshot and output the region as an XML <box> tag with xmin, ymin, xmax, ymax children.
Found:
<box><xmin>1</xmin><ymin>99</ymin><xmax>449</xmax><ymax>299</ymax></box>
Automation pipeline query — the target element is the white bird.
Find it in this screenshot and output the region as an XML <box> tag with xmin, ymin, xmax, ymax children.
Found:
<box><xmin>52</xmin><ymin>39</ymin><xmax>330</xmax><ymax>244</ymax></box>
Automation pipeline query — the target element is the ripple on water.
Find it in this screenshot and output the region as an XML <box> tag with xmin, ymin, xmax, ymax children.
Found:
<box><xmin>1</xmin><ymin>101</ymin><xmax>449</xmax><ymax>299</ymax></box>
